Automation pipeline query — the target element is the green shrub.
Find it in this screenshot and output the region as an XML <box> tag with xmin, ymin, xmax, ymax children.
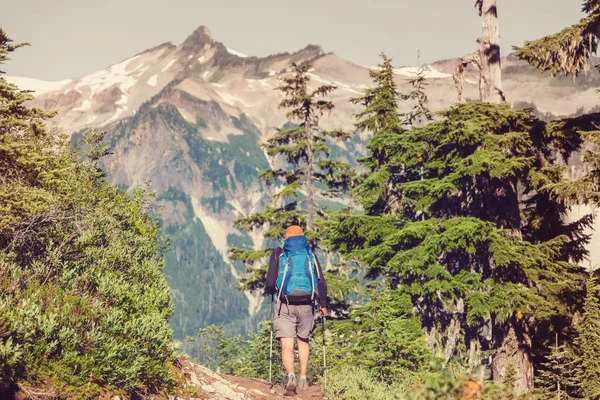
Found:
<box><xmin>0</xmin><ymin>157</ymin><xmax>176</xmax><ymax>396</ymax></box>
<box><xmin>0</xmin><ymin>30</ymin><xmax>176</xmax><ymax>396</ymax></box>
<box><xmin>325</xmin><ymin>367</ymin><xmax>407</xmax><ymax>400</ymax></box>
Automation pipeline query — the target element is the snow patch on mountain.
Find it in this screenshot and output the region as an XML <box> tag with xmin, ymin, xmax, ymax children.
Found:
<box><xmin>147</xmin><ymin>74</ymin><xmax>158</xmax><ymax>86</ymax></box>
<box><xmin>74</xmin><ymin>55</ymin><xmax>146</xmax><ymax>94</ymax></box>
<box><xmin>246</xmin><ymin>79</ymin><xmax>273</xmax><ymax>89</ymax></box>
<box><xmin>394</xmin><ymin>66</ymin><xmax>452</xmax><ymax>79</ymax></box>
<box><xmin>306</xmin><ymin>73</ymin><xmax>363</xmax><ymax>95</ymax></box>
<box><xmin>4</xmin><ymin>76</ymin><xmax>72</xmax><ymax>95</ymax></box>
<box><xmin>215</xmin><ymin>90</ymin><xmax>250</xmax><ymax>107</ymax></box>
<box><xmin>226</xmin><ymin>48</ymin><xmax>248</xmax><ymax>58</ymax></box>
<box><xmin>162</xmin><ymin>59</ymin><xmax>176</xmax><ymax>72</ymax></box>
<box><xmin>366</xmin><ymin>64</ymin><xmax>452</xmax><ymax>79</ymax></box>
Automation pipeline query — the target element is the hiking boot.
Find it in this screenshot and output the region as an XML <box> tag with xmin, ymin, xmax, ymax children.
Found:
<box><xmin>284</xmin><ymin>374</ymin><xmax>297</xmax><ymax>396</ymax></box>
<box><xmin>298</xmin><ymin>377</ymin><xmax>309</xmax><ymax>391</ymax></box>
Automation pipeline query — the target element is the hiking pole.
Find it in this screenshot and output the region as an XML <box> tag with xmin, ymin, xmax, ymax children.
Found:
<box><xmin>321</xmin><ymin>310</ymin><xmax>327</xmax><ymax>391</ymax></box>
<box><xmin>269</xmin><ymin>294</ymin><xmax>274</xmax><ymax>388</ymax></box>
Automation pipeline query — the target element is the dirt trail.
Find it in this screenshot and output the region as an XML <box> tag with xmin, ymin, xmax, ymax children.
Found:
<box><xmin>180</xmin><ymin>358</ymin><xmax>326</xmax><ymax>400</ymax></box>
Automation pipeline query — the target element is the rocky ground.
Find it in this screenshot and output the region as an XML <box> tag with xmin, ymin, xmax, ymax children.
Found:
<box><xmin>178</xmin><ymin>358</ymin><xmax>325</xmax><ymax>400</ymax></box>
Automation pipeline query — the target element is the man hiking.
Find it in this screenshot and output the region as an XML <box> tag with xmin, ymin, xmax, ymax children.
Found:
<box><xmin>266</xmin><ymin>225</ymin><xmax>328</xmax><ymax>396</ymax></box>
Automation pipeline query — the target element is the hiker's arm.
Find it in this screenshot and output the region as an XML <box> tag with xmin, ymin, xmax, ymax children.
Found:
<box><xmin>314</xmin><ymin>254</ymin><xmax>328</xmax><ymax>308</ymax></box>
<box><xmin>265</xmin><ymin>248</ymin><xmax>280</xmax><ymax>294</ymax></box>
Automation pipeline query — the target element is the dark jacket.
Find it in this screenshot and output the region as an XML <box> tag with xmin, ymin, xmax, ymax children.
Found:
<box><xmin>265</xmin><ymin>246</ymin><xmax>328</xmax><ymax>307</ymax></box>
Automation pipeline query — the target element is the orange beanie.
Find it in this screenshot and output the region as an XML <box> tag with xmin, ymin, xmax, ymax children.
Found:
<box><xmin>284</xmin><ymin>225</ymin><xmax>304</xmax><ymax>239</ymax></box>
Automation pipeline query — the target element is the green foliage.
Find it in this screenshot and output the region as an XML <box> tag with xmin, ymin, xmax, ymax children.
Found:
<box><xmin>325</xmin><ymin>367</ymin><xmax>407</xmax><ymax>400</ymax></box>
<box><xmin>402</xmin><ymin>66</ymin><xmax>434</xmax><ymax>127</ymax></box>
<box><xmin>0</xmin><ymin>136</ymin><xmax>176</xmax><ymax>396</ymax></box>
<box><xmin>534</xmin><ymin>335</ymin><xmax>577</xmax><ymax>399</ymax></box>
<box><xmin>350</xmin><ymin>53</ymin><xmax>407</xmax><ymax>215</ymax></box>
<box><xmin>188</xmin><ymin>321</ymin><xmax>326</xmax><ymax>386</ymax></box>
<box><xmin>572</xmin><ymin>274</ymin><xmax>600</xmax><ymax>399</ymax></box>
<box><xmin>325</xmin><ymin>101</ymin><xmax>594</xmax><ymax>391</ymax></box>
<box><xmin>327</xmin><ymin>289</ymin><xmax>433</xmax><ymax>383</ymax></box>
<box><xmin>514</xmin><ymin>2</ymin><xmax>600</xmax><ymax>76</ymax></box>
<box><xmin>0</xmin><ymin>30</ymin><xmax>175</xmax><ymax>396</ymax></box>
<box><xmin>230</xmin><ymin>62</ymin><xmax>356</xmax><ymax>310</ymax></box>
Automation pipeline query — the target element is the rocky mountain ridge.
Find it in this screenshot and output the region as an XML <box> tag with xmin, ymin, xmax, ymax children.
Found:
<box><xmin>7</xmin><ymin>25</ymin><xmax>600</xmax><ymax>339</ymax></box>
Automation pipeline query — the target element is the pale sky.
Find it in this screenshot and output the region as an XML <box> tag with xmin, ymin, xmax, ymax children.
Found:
<box><xmin>2</xmin><ymin>0</ymin><xmax>585</xmax><ymax>81</ymax></box>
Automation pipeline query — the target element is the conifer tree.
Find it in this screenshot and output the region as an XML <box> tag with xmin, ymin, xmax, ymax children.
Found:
<box><xmin>573</xmin><ymin>274</ymin><xmax>600</xmax><ymax>399</ymax></box>
<box><xmin>535</xmin><ymin>335</ymin><xmax>576</xmax><ymax>399</ymax></box>
<box><xmin>349</xmin><ymin>53</ymin><xmax>407</xmax><ymax>217</ymax></box>
<box><xmin>324</xmin><ymin>102</ymin><xmax>592</xmax><ymax>395</ymax></box>
<box><xmin>402</xmin><ymin>64</ymin><xmax>433</xmax><ymax>127</ymax></box>
<box><xmin>230</xmin><ymin>62</ymin><xmax>353</xmax><ymax>294</ymax></box>
<box><xmin>0</xmin><ymin>28</ymin><xmax>59</xmax><ymax>236</ymax></box>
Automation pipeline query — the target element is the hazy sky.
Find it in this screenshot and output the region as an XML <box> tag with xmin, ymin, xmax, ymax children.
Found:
<box><xmin>2</xmin><ymin>0</ymin><xmax>585</xmax><ymax>81</ymax></box>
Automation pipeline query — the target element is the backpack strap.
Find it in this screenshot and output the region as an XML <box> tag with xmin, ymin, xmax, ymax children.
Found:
<box><xmin>278</xmin><ymin>248</ymin><xmax>293</xmax><ymax>302</ymax></box>
<box><xmin>307</xmin><ymin>252</ymin><xmax>316</xmax><ymax>300</ymax></box>
<box><xmin>308</xmin><ymin>247</ymin><xmax>320</xmax><ymax>279</ymax></box>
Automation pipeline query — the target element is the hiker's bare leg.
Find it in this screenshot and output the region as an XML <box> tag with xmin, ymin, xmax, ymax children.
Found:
<box><xmin>297</xmin><ymin>337</ymin><xmax>309</xmax><ymax>377</ymax></box>
<box><xmin>281</xmin><ymin>337</ymin><xmax>295</xmax><ymax>374</ymax></box>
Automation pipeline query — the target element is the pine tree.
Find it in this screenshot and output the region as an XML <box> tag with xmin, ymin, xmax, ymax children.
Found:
<box><xmin>230</xmin><ymin>62</ymin><xmax>353</xmax><ymax>294</ymax></box>
<box><xmin>324</xmin><ymin>102</ymin><xmax>591</xmax><ymax>396</ymax></box>
<box><xmin>573</xmin><ymin>274</ymin><xmax>600</xmax><ymax>399</ymax></box>
<box><xmin>0</xmin><ymin>28</ymin><xmax>59</xmax><ymax>237</ymax></box>
<box><xmin>402</xmin><ymin>64</ymin><xmax>433</xmax><ymax>128</ymax></box>
<box><xmin>349</xmin><ymin>53</ymin><xmax>407</xmax><ymax>217</ymax></box>
<box><xmin>535</xmin><ymin>335</ymin><xmax>576</xmax><ymax>400</ymax></box>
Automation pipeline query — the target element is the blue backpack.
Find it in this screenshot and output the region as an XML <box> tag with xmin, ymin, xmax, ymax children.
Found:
<box><xmin>276</xmin><ymin>235</ymin><xmax>319</xmax><ymax>303</ymax></box>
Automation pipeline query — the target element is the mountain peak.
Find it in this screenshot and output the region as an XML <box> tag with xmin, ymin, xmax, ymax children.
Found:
<box><xmin>181</xmin><ymin>26</ymin><xmax>214</xmax><ymax>53</ymax></box>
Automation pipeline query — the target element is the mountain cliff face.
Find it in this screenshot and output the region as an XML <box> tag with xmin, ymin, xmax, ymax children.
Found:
<box><xmin>8</xmin><ymin>26</ymin><xmax>600</xmax><ymax>339</ymax></box>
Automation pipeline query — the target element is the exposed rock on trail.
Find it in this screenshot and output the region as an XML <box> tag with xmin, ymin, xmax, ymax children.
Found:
<box><xmin>179</xmin><ymin>358</ymin><xmax>325</xmax><ymax>400</ymax></box>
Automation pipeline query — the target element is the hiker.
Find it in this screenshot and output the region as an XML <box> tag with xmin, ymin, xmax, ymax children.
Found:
<box><xmin>266</xmin><ymin>225</ymin><xmax>328</xmax><ymax>395</ymax></box>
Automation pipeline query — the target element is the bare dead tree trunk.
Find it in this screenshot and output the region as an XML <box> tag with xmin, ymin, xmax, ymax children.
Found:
<box><xmin>454</xmin><ymin>0</ymin><xmax>506</xmax><ymax>104</ymax></box>
<box><xmin>491</xmin><ymin>321</ymin><xmax>534</xmax><ymax>395</ymax></box>
<box><xmin>305</xmin><ymin>119</ymin><xmax>314</xmax><ymax>231</ymax></box>
<box><xmin>453</xmin><ymin>49</ymin><xmax>482</xmax><ymax>103</ymax></box>
<box><xmin>480</xmin><ymin>0</ymin><xmax>506</xmax><ymax>103</ymax></box>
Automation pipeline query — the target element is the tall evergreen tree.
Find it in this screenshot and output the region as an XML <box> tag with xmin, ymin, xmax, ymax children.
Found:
<box><xmin>349</xmin><ymin>53</ymin><xmax>407</xmax><ymax>218</ymax></box>
<box><xmin>300</xmin><ymin>54</ymin><xmax>435</xmax><ymax>384</ymax></box>
<box><xmin>573</xmin><ymin>274</ymin><xmax>600</xmax><ymax>399</ymax></box>
<box><xmin>0</xmin><ymin>28</ymin><xmax>59</xmax><ymax>236</ymax></box>
<box><xmin>324</xmin><ymin>102</ymin><xmax>592</xmax><ymax>395</ymax></box>
<box><xmin>230</xmin><ymin>62</ymin><xmax>353</xmax><ymax>294</ymax></box>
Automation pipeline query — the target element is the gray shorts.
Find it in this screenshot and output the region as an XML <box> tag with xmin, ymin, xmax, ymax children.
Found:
<box><xmin>272</xmin><ymin>301</ymin><xmax>315</xmax><ymax>339</ymax></box>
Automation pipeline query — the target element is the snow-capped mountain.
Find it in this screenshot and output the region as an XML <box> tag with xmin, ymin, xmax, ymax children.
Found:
<box><xmin>9</xmin><ymin>26</ymin><xmax>600</xmax><ymax>338</ymax></box>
